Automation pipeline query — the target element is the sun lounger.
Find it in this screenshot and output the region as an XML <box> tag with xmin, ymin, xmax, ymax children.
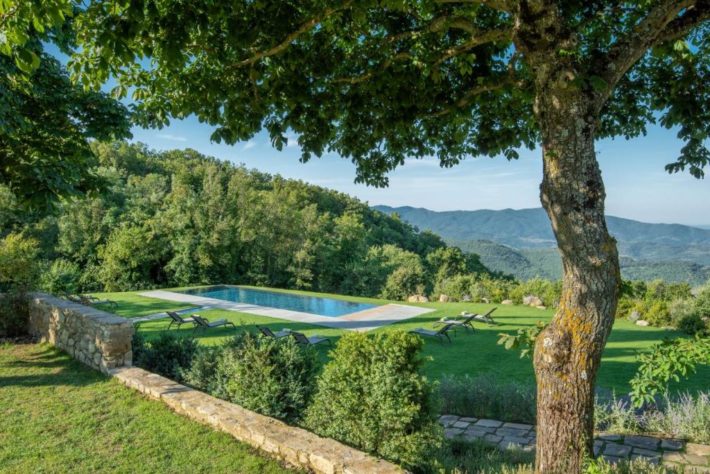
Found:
<box><xmin>167</xmin><ymin>311</ymin><xmax>196</xmax><ymax>330</ymax></box>
<box><xmin>192</xmin><ymin>315</ymin><xmax>236</xmax><ymax>332</ymax></box>
<box><xmin>256</xmin><ymin>325</ymin><xmax>291</xmax><ymax>339</ymax></box>
<box><xmin>435</xmin><ymin>307</ymin><xmax>498</xmax><ymax>330</ymax></box>
<box><xmin>290</xmin><ymin>331</ymin><xmax>331</xmax><ymax>346</ymax></box>
<box><xmin>409</xmin><ymin>323</ymin><xmax>456</xmax><ymax>343</ymax></box>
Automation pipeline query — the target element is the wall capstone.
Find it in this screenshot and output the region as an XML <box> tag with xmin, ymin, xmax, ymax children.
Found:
<box><xmin>28</xmin><ymin>293</ymin><xmax>133</xmax><ymax>373</ymax></box>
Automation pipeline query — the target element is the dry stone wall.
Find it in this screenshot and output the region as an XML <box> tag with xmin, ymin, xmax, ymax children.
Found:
<box><xmin>28</xmin><ymin>293</ymin><xmax>133</xmax><ymax>373</ymax></box>
<box><xmin>112</xmin><ymin>366</ymin><xmax>404</xmax><ymax>474</ymax></box>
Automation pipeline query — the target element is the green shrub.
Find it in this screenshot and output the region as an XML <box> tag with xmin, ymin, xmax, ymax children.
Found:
<box><xmin>304</xmin><ymin>331</ymin><xmax>441</xmax><ymax>470</ymax></box>
<box><xmin>0</xmin><ymin>290</ymin><xmax>30</xmax><ymax>337</ymax></box>
<box><xmin>40</xmin><ymin>259</ymin><xmax>82</xmax><ymax>295</ymax></box>
<box><xmin>133</xmin><ymin>332</ymin><xmax>198</xmax><ymax>382</ymax></box>
<box><xmin>695</xmin><ymin>282</ymin><xmax>710</xmax><ymax>318</ymax></box>
<box><xmin>677</xmin><ymin>313</ymin><xmax>708</xmax><ymax>335</ymax></box>
<box><xmin>0</xmin><ymin>234</ymin><xmax>39</xmax><ymax>337</ymax></box>
<box><xmin>639</xmin><ymin>300</ymin><xmax>671</xmax><ymax>326</ymax></box>
<box><xmin>184</xmin><ymin>332</ymin><xmax>317</xmax><ymax>422</ymax></box>
<box><xmin>438</xmin><ymin>374</ymin><xmax>536</xmax><ymax>424</ymax></box>
<box><xmin>183</xmin><ymin>345</ymin><xmax>221</xmax><ymax>392</ymax></box>
<box><xmin>509</xmin><ymin>278</ymin><xmax>561</xmax><ymax>307</ymax></box>
<box><xmin>381</xmin><ymin>265</ymin><xmax>426</xmax><ymax>300</ymax></box>
<box><xmin>435</xmin><ymin>274</ymin><xmax>476</xmax><ymax>301</ymax></box>
<box><xmin>615</xmin><ymin>297</ymin><xmax>636</xmax><ymax>319</ymax></box>
<box><xmin>0</xmin><ymin>233</ymin><xmax>39</xmax><ymax>292</ymax></box>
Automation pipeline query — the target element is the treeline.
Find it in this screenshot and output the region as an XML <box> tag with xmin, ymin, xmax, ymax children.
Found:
<box><xmin>3</xmin><ymin>142</ymin><xmax>494</xmax><ymax>297</ymax></box>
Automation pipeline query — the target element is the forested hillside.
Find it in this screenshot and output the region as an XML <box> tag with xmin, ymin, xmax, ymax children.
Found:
<box><xmin>377</xmin><ymin>206</ymin><xmax>710</xmax><ymax>284</ymax></box>
<box><xmin>3</xmin><ymin>142</ymin><xmax>492</xmax><ymax>296</ymax></box>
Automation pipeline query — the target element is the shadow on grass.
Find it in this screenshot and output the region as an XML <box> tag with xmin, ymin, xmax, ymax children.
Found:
<box><xmin>0</xmin><ymin>344</ymin><xmax>107</xmax><ymax>388</ymax></box>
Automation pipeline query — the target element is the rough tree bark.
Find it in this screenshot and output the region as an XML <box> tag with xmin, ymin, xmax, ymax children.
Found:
<box><xmin>511</xmin><ymin>3</ymin><xmax>623</xmax><ymax>471</ymax></box>
<box><xmin>531</xmin><ymin>76</ymin><xmax>621</xmax><ymax>474</ymax></box>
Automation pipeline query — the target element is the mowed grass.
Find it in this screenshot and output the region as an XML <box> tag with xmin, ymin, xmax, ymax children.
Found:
<box><xmin>0</xmin><ymin>343</ymin><xmax>293</xmax><ymax>474</ymax></box>
<box><xmin>94</xmin><ymin>286</ymin><xmax>710</xmax><ymax>394</ymax></box>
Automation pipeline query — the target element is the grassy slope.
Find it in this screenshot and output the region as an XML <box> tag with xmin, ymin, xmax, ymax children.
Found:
<box><xmin>95</xmin><ymin>287</ymin><xmax>710</xmax><ymax>394</ymax></box>
<box><xmin>0</xmin><ymin>343</ymin><xmax>293</xmax><ymax>474</ymax></box>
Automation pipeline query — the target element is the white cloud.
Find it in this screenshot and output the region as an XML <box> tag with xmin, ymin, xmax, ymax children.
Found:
<box><xmin>156</xmin><ymin>133</ymin><xmax>187</xmax><ymax>142</ymax></box>
<box><xmin>242</xmin><ymin>141</ymin><xmax>257</xmax><ymax>150</ymax></box>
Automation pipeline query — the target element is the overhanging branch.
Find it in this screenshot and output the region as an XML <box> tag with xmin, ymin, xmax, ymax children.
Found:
<box><xmin>230</xmin><ymin>2</ymin><xmax>353</xmax><ymax>68</ymax></box>
<box><xmin>594</xmin><ymin>0</ymin><xmax>698</xmax><ymax>103</ymax></box>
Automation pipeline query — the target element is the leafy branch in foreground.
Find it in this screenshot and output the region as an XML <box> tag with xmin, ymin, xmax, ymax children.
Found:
<box><xmin>497</xmin><ymin>321</ymin><xmax>547</xmax><ymax>359</ymax></box>
<box><xmin>630</xmin><ymin>336</ymin><xmax>710</xmax><ymax>407</ymax></box>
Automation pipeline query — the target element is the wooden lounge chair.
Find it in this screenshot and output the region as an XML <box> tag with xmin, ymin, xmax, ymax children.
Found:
<box><xmin>434</xmin><ymin>307</ymin><xmax>498</xmax><ymax>331</ymax></box>
<box><xmin>409</xmin><ymin>323</ymin><xmax>456</xmax><ymax>343</ymax></box>
<box><xmin>256</xmin><ymin>325</ymin><xmax>290</xmax><ymax>339</ymax></box>
<box><xmin>192</xmin><ymin>315</ymin><xmax>236</xmax><ymax>332</ymax></box>
<box><xmin>167</xmin><ymin>311</ymin><xmax>196</xmax><ymax>330</ymax></box>
<box><xmin>290</xmin><ymin>331</ymin><xmax>331</xmax><ymax>346</ymax></box>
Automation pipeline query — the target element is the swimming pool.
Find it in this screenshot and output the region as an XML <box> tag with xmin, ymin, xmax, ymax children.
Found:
<box><xmin>182</xmin><ymin>286</ymin><xmax>378</xmax><ymax>317</ymax></box>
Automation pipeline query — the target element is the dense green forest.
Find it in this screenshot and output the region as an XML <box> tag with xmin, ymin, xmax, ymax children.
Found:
<box><xmin>2</xmin><ymin>142</ymin><xmax>491</xmax><ymax>297</ymax></box>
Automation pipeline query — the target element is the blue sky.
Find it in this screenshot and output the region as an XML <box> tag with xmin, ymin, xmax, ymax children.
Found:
<box><xmin>131</xmin><ymin>118</ymin><xmax>710</xmax><ymax>226</ymax></box>
<box><xmin>44</xmin><ymin>43</ymin><xmax>708</xmax><ymax>226</ymax></box>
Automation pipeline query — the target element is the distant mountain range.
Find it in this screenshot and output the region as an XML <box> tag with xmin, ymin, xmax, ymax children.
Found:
<box><xmin>374</xmin><ymin>206</ymin><xmax>710</xmax><ymax>285</ymax></box>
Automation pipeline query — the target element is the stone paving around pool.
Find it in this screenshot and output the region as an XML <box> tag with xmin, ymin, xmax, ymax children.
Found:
<box><xmin>439</xmin><ymin>415</ymin><xmax>710</xmax><ymax>471</ymax></box>
<box><xmin>139</xmin><ymin>290</ymin><xmax>434</xmax><ymax>332</ymax></box>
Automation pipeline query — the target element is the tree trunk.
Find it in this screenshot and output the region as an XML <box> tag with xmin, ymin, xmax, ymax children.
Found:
<box><xmin>533</xmin><ymin>87</ymin><xmax>621</xmax><ymax>473</ymax></box>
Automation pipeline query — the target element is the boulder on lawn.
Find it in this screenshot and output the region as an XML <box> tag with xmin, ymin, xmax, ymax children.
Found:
<box><xmin>408</xmin><ymin>295</ymin><xmax>429</xmax><ymax>303</ymax></box>
<box><xmin>535</xmin><ymin>305</ymin><xmax>547</xmax><ymax>310</ymax></box>
<box><xmin>439</xmin><ymin>294</ymin><xmax>450</xmax><ymax>303</ymax></box>
<box><xmin>636</xmin><ymin>320</ymin><xmax>650</xmax><ymax>327</ymax></box>
<box><xmin>502</xmin><ymin>299</ymin><xmax>513</xmax><ymax>305</ymax></box>
<box><xmin>628</xmin><ymin>311</ymin><xmax>641</xmax><ymax>322</ymax></box>
<box><xmin>523</xmin><ymin>295</ymin><xmax>544</xmax><ymax>307</ymax></box>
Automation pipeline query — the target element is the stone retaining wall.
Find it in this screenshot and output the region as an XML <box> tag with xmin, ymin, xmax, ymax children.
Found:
<box><xmin>111</xmin><ymin>366</ymin><xmax>403</xmax><ymax>474</ymax></box>
<box><xmin>27</xmin><ymin>293</ymin><xmax>133</xmax><ymax>373</ymax></box>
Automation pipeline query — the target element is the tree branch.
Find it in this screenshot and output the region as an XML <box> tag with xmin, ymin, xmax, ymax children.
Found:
<box><xmin>231</xmin><ymin>2</ymin><xmax>353</xmax><ymax>68</ymax></box>
<box><xmin>655</xmin><ymin>0</ymin><xmax>710</xmax><ymax>44</ymax></box>
<box><xmin>427</xmin><ymin>77</ymin><xmax>517</xmax><ymax>117</ymax></box>
<box><xmin>595</xmin><ymin>1</ymin><xmax>699</xmax><ymax>101</ymax></box>
<box><xmin>434</xmin><ymin>0</ymin><xmax>514</xmax><ymax>13</ymax></box>
<box><xmin>332</xmin><ymin>27</ymin><xmax>511</xmax><ymax>85</ymax></box>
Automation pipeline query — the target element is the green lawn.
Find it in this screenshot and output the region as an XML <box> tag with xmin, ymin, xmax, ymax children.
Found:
<box><xmin>95</xmin><ymin>286</ymin><xmax>710</xmax><ymax>394</ymax></box>
<box><xmin>0</xmin><ymin>343</ymin><xmax>293</xmax><ymax>473</ymax></box>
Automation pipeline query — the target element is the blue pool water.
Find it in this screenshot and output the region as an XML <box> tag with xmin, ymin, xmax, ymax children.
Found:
<box><xmin>182</xmin><ymin>286</ymin><xmax>377</xmax><ymax>317</ymax></box>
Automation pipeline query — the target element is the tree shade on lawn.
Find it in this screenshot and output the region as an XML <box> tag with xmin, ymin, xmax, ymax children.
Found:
<box><xmin>71</xmin><ymin>2</ymin><xmax>710</xmax><ymax>471</ymax></box>
<box><xmin>0</xmin><ymin>343</ymin><xmax>291</xmax><ymax>473</ymax></box>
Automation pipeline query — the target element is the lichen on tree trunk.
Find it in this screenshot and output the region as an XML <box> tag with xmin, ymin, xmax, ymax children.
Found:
<box><xmin>532</xmin><ymin>86</ymin><xmax>621</xmax><ymax>473</ymax></box>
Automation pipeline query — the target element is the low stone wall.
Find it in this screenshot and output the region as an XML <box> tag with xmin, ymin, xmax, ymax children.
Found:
<box><xmin>28</xmin><ymin>293</ymin><xmax>133</xmax><ymax>373</ymax></box>
<box><xmin>111</xmin><ymin>366</ymin><xmax>403</xmax><ymax>474</ymax></box>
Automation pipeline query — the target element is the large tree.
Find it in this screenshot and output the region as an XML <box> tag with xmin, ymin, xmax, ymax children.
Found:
<box><xmin>70</xmin><ymin>1</ymin><xmax>709</xmax><ymax>471</ymax></box>
<box><xmin>0</xmin><ymin>3</ymin><xmax>130</xmax><ymax>214</ymax></box>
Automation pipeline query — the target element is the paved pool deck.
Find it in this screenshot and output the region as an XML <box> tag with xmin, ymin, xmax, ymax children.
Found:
<box><xmin>138</xmin><ymin>290</ymin><xmax>435</xmax><ymax>332</ymax></box>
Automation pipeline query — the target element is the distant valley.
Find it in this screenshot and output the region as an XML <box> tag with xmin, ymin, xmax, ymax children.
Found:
<box><xmin>374</xmin><ymin>206</ymin><xmax>710</xmax><ymax>285</ymax></box>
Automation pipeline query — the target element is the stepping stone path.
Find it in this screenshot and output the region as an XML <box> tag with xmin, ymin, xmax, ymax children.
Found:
<box><xmin>439</xmin><ymin>415</ymin><xmax>710</xmax><ymax>471</ymax></box>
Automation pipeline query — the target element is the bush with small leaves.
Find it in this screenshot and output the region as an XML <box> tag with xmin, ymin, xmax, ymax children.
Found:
<box><xmin>184</xmin><ymin>332</ymin><xmax>317</xmax><ymax>423</ymax></box>
<box><xmin>677</xmin><ymin>313</ymin><xmax>708</xmax><ymax>336</ymax></box>
<box><xmin>133</xmin><ymin>332</ymin><xmax>198</xmax><ymax>382</ymax></box>
<box><xmin>305</xmin><ymin>331</ymin><xmax>441</xmax><ymax>470</ymax></box>
<box><xmin>40</xmin><ymin>259</ymin><xmax>82</xmax><ymax>295</ymax></box>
